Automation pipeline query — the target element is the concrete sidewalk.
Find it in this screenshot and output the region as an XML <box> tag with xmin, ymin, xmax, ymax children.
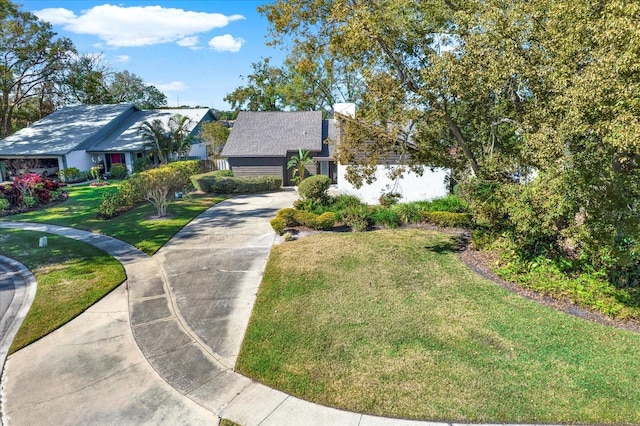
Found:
<box><xmin>0</xmin><ymin>191</ymin><xmax>527</xmax><ymax>426</ymax></box>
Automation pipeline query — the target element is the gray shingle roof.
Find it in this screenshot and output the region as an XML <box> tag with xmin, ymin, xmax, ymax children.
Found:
<box><xmin>87</xmin><ymin>108</ymin><xmax>213</xmax><ymax>153</ymax></box>
<box><xmin>0</xmin><ymin>104</ymin><xmax>136</xmax><ymax>156</ymax></box>
<box><xmin>222</xmin><ymin>111</ymin><xmax>323</xmax><ymax>157</ymax></box>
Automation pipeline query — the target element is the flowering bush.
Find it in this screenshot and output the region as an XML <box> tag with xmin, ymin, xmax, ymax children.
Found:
<box><xmin>0</xmin><ymin>174</ymin><xmax>63</xmax><ymax>213</ymax></box>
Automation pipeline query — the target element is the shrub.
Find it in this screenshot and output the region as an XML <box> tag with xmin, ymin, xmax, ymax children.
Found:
<box><xmin>314</xmin><ymin>211</ymin><xmax>337</xmax><ymax>230</ymax></box>
<box><xmin>293</xmin><ymin>210</ymin><xmax>319</xmax><ymax>228</ymax></box>
<box><xmin>135</xmin><ymin>167</ymin><xmax>182</xmax><ymax>217</ymax></box>
<box><xmin>98</xmin><ymin>188</ymin><xmax>123</xmax><ymax>219</ymax></box>
<box><xmin>0</xmin><ymin>198</ymin><xmax>9</xmax><ymax>211</ymax></box>
<box><xmin>428</xmin><ymin>195</ymin><xmax>469</xmax><ymax>213</ymax></box>
<box><xmin>276</xmin><ymin>208</ymin><xmax>298</xmax><ymax>226</ymax></box>
<box><xmin>371</xmin><ymin>206</ymin><xmax>400</xmax><ymax>228</ymax></box>
<box><xmin>162</xmin><ymin>161</ymin><xmax>201</xmax><ymax>194</ymax></box>
<box><xmin>213</xmin><ymin>169</ymin><xmax>233</xmax><ymax>177</ymax></box>
<box><xmin>58</xmin><ymin>167</ymin><xmax>80</xmax><ymax>182</ymax></box>
<box><xmin>98</xmin><ymin>176</ymin><xmax>144</xmax><ymax>219</ymax></box>
<box><xmin>191</xmin><ymin>173</ymin><xmax>282</xmax><ymax>194</ymax></box>
<box><xmin>109</xmin><ymin>163</ymin><xmax>128</xmax><ymax>179</ymax></box>
<box><xmin>133</xmin><ymin>157</ymin><xmax>153</xmax><ymax>173</ymax></box>
<box><xmin>270</xmin><ymin>217</ymin><xmax>287</xmax><ymax>234</ymax></box>
<box><xmin>329</xmin><ymin>194</ymin><xmax>364</xmax><ymax>211</ymax></box>
<box><xmin>341</xmin><ymin>205</ymin><xmax>371</xmax><ymax>232</ymax></box>
<box><xmin>298</xmin><ymin>175</ymin><xmax>332</xmax><ymax>204</ymax></box>
<box><xmin>90</xmin><ymin>166</ymin><xmax>102</xmax><ymax>181</ymax></box>
<box><xmin>422</xmin><ymin>211</ymin><xmax>472</xmax><ymax>228</ymax></box>
<box><xmin>392</xmin><ymin>203</ymin><xmax>422</xmax><ymax>224</ymax></box>
<box><xmin>414</xmin><ymin>195</ymin><xmax>469</xmax><ymax>213</ymax></box>
<box><xmin>23</xmin><ymin>196</ymin><xmax>36</xmax><ymax>207</ymax></box>
<box><xmin>293</xmin><ymin>197</ymin><xmax>325</xmax><ymax>213</ymax></box>
<box><xmin>34</xmin><ymin>187</ymin><xmax>52</xmax><ymax>204</ymax></box>
<box><xmin>282</xmin><ymin>231</ymin><xmax>294</xmax><ymax>242</ymax></box>
<box><xmin>379</xmin><ymin>191</ymin><xmax>402</xmax><ymax>207</ymax></box>
<box><xmin>0</xmin><ymin>184</ymin><xmax>20</xmax><ymax>207</ymax></box>
<box><xmin>77</xmin><ymin>171</ymin><xmax>92</xmax><ymax>182</ymax></box>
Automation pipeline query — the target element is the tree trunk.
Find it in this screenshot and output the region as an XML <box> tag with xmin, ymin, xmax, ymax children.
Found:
<box><xmin>443</xmin><ymin>108</ymin><xmax>480</xmax><ymax>176</ymax></box>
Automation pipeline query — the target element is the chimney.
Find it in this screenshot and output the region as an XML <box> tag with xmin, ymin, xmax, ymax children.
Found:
<box><xmin>333</xmin><ymin>102</ymin><xmax>356</xmax><ymax>118</ymax></box>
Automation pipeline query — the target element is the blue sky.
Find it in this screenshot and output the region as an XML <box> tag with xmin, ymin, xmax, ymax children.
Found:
<box><xmin>19</xmin><ymin>0</ymin><xmax>285</xmax><ymax>110</ymax></box>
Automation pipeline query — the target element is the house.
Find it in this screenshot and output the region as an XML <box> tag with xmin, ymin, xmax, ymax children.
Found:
<box><xmin>0</xmin><ymin>104</ymin><xmax>215</xmax><ymax>181</ymax></box>
<box><xmin>222</xmin><ymin>110</ymin><xmax>337</xmax><ymax>186</ymax></box>
<box><xmin>221</xmin><ymin>105</ymin><xmax>448</xmax><ymax>203</ymax></box>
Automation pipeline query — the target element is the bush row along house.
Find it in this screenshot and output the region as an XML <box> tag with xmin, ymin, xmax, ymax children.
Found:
<box><xmin>0</xmin><ymin>104</ymin><xmax>214</xmax><ymax>181</ymax></box>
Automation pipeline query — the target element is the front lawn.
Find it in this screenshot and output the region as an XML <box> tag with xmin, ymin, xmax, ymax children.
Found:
<box><xmin>3</xmin><ymin>182</ymin><xmax>225</xmax><ymax>254</ymax></box>
<box><xmin>0</xmin><ymin>229</ymin><xmax>125</xmax><ymax>353</ymax></box>
<box><xmin>238</xmin><ymin>229</ymin><xmax>640</xmax><ymax>424</ymax></box>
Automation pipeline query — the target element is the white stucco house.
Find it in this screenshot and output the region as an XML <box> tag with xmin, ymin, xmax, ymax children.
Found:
<box><xmin>221</xmin><ymin>104</ymin><xmax>449</xmax><ymax>204</ymax></box>
<box><xmin>0</xmin><ymin>104</ymin><xmax>216</xmax><ymax>181</ymax></box>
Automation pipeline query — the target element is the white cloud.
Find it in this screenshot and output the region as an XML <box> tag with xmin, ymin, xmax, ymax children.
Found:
<box><xmin>33</xmin><ymin>8</ymin><xmax>77</xmax><ymax>25</ymax></box>
<box><xmin>208</xmin><ymin>34</ymin><xmax>245</xmax><ymax>52</ymax></box>
<box><xmin>152</xmin><ymin>81</ymin><xmax>187</xmax><ymax>92</ymax></box>
<box><xmin>34</xmin><ymin>5</ymin><xmax>245</xmax><ymax>48</ymax></box>
<box><xmin>177</xmin><ymin>36</ymin><xmax>198</xmax><ymax>47</ymax></box>
<box><xmin>115</xmin><ymin>55</ymin><xmax>130</xmax><ymax>63</ymax></box>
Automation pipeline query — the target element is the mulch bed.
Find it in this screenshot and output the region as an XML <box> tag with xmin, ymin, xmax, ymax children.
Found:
<box><xmin>457</xmin><ymin>238</ymin><xmax>640</xmax><ymax>335</ymax></box>
<box><xmin>0</xmin><ymin>192</ymin><xmax>69</xmax><ymax>217</ymax></box>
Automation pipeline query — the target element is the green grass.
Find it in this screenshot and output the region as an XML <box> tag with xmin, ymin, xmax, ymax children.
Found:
<box><xmin>0</xmin><ymin>229</ymin><xmax>125</xmax><ymax>353</ymax></box>
<box><xmin>237</xmin><ymin>229</ymin><xmax>640</xmax><ymax>424</ymax></box>
<box><xmin>3</xmin><ymin>182</ymin><xmax>226</xmax><ymax>254</ymax></box>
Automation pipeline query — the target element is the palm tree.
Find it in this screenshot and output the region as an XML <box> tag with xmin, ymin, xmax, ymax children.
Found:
<box><xmin>287</xmin><ymin>149</ymin><xmax>314</xmax><ymax>185</ymax></box>
<box><xmin>138</xmin><ymin>114</ymin><xmax>193</xmax><ymax>164</ymax></box>
<box><xmin>167</xmin><ymin>114</ymin><xmax>193</xmax><ymax>160</ymax></box>
<box><xmin>139</xmin><ymin>119</ymin><xmax>171</xmax><ymax>164</ymax></box>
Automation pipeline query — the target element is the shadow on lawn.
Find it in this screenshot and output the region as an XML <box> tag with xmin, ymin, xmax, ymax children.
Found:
<box><xmin>422</xmin><ymin>235</ymin><xmax>466</xmax><ymax>254</ymax></box>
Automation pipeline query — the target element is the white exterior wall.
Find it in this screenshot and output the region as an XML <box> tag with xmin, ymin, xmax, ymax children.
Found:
<box><xmin>337</xmin><ymin>164</ymin><xmax>449</xmax><ymax>204</ymax></box>
<box><xmin>188</xmin><ymin>143</ymin><xmax>207</xmax><ymax>159</ymax></box>
<box><xmin>65</xmin><ymin>150</ymin><xmax>94</xmax><ymax>172</ymax></box>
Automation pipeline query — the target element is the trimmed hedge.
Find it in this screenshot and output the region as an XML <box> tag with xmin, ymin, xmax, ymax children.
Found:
<box><xmin>276</xmin><ymin>208</ymin><xmax>297</xmax><ymax>226</ymax></box>
<box><xmin>164</xmin><ymin>160</ymin><xmax>202</xmax><ymax>189</ymax></box>
<box><xmin>422</xmin><ymin>211</ymin><xmax>472</xmax><ymax>228</ymax></box>
<box><xmin>191</xmin><ymin>172</ymin><xmax>282</xmax><ymax>194</ymax></box>
<box><xmin>270</xmin><ymin>217</ymin><xmax>287</xmax><ymax>234</ymax></box>
<box><xmin>109</xmin><ymin>163</ymin><xmax>128</xmax><ymax>179</ymax></box>
<box><xmin>298</xmin><ymin>175</ymin><xmax>331</xmax><ymax>204</ymax></box>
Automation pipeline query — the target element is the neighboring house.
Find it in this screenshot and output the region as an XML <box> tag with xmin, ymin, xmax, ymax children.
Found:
<box><xmin>221</xmin><ymin>105</ymin><xmax>448</xmax><ymax>203</ymax></box>
<box><xmin>0</xmin><ymin>104</ymin><xmax>215</xmax><ymax>181</ymax></box>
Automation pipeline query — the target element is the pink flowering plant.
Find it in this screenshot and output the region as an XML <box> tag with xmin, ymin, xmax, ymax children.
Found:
<box><xmin>0</xmin><ymin>174</ymin><xmax>63</xmax><ymax>212</ymax></box>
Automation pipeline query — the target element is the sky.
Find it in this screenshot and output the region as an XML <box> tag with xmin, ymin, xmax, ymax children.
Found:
<box><xmin>19</xmin><ymin>0</ymin><xmax>286</xmax><ymax>110</ymax></box>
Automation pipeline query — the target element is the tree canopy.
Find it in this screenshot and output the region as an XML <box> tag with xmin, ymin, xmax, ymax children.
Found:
<box><xmin>0</xmin><ymin>0</ymin><xmax>75</xmax><ymax>137</ymax></box>
<box><xmin>259</xmin><ymin>0</ymin><xmax>640</xmax><ymax>285</ymax></box>
<box><xmin>199</xmin><ymin>121</ymin><xmax>230</xmax><ymax>158</ymax></box>
<box><xmin>64</xmin><ymin>54</ymin><xmax>167</xmax><ymax>108</ymax></box>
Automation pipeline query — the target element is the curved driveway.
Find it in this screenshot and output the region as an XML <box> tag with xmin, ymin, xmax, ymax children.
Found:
<box><xmin>0</xmin><ymin>191</ymin><xmax>515</xmax><ymax>426</ymax></box>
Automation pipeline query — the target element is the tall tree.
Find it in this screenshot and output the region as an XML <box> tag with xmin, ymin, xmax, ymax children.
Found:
<box><xmin>138</xmin><ymin>114</ymin><xmax>193</xmax><ymax>164</ymax></box>
<box><xmin>225</xmin><ymin>51</ymin><xmax>364</xmax><ymax>116</ymax></box>
<box><xmin>64</xmin><ymin>53</ymin><xmax>111</xmax><ymax>104</ymax></box>
<box><xmin>259</xmin><ymin>0</ymin><xmax>537</xmax><ymax>181</ymax></box>
<box><xmin>0</xmin><ymin>0</ymin><xmax>75</xmax><ymax>137</ymax></box>
<box><xmin>199</xmin><ymin>121</ymin><xmax>230</xmax><ymax>158</ymax></box>
<box><xmin>110</xmin><ymin>70</ymin><xmax>167</xmax><ymax>109</ymax></box>
<box><xmin>64</xmin><ymin>55</ymin><xmax>167</xmax><ymax>108</ymax></box>
<box><xmin>224</xmin><ymin>58</ymin><xmax>286</xmax><ymax>111</ymax></box>
<box><xmin>260</xmin><ymin>0</ymin><xmax>640</xmax><ymax>282</ymax></box>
